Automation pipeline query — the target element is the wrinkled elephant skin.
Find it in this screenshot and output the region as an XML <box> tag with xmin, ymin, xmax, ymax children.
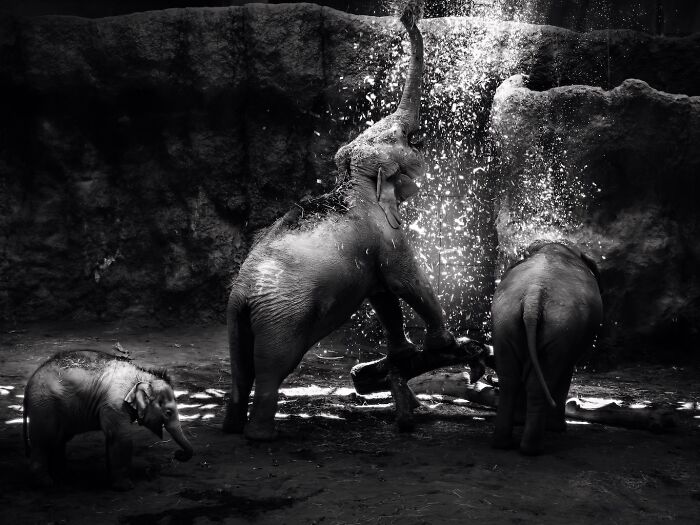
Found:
<box><xmin>23</xmin><ymin>350</ymin><xmax>193</xmax><ymax>490</ymax></box>
<box><xmin>222</xmin><ymin>1</ymin><xmax>457</xmax><ymax>440</ymax></box>
<box><xmin>491</xmin><ymin>241</ymin><xmax>603</xmax><ymax>455</ymax></box>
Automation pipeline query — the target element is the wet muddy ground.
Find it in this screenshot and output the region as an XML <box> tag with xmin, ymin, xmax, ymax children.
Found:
<box><xmin>1</xmin><ymin>322</ymin><xmax>699</xmax><ymax>524</ymax></box>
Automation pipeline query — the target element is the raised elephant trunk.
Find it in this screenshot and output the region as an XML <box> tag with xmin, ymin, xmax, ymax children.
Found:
<box><xmin>395</xmin><ymin>1</ymin><xmax>424</xmax><ymax>132</ymax></box>
<box><xmin>166</xmin><ymin>420</ymin><xmax>193</xmax><ymax>461</ymax></box>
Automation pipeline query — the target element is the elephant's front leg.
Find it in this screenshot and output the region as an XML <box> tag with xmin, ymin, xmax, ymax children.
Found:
<box><xmin>369</xmin><ymin>292</ymin><xmax>422</xmax><ymax>431</ymax></box>
<box><xmin>100</xmin><ymin>409</ymin><xmax>134</xmax><ymax>491</ymax></box>
<box><xmin>245</xmin><ymin>330</ymin><xmax>308</xmax><ymax>441</ymax></box>
<box><xmin>382</xmin><ymin>251</ymin><xmax>455</xmax><ymax>353</ymax></box>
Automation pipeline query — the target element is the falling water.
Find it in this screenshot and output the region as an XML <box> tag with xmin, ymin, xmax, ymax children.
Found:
<box><xmin>334</xmin><ymin>1</ymin><xmax>601</xmax><ymax>348</ymax></box>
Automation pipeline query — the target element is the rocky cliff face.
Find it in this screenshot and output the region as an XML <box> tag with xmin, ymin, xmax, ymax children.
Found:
<box><xmin>0</xmin><ymin>4</ymin><xmax>698</xmax><ymax>361</ymax></box>
<box><xmin>491</xmin><ymin>75</ymin><xmax>700</xmax><ymax>363</ymax></box>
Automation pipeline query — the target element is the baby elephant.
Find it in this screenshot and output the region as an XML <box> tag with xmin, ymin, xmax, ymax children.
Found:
<box><xmin>24</xmin><ymin>350</ymin><xmax>193</xmax><ymax>490</ymax></box>
<box><xmin>491</xmin><ymin>241</ymin><xmax>603</xmax><ymax>455</ymax></box>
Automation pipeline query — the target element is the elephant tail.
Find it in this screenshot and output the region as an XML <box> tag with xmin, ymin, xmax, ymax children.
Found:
<box><xmin>522</xmin><ymin>289</ymin><xmax>556</xmax><ymax>408</ymax></box>
<box><xmin>222</xmin><ymin>286</ymin><xmax>255</xmax><ymax>434</ymax></box>
<box><xmin>227</xmin><ymin>290</ymin><xmax>252</xmax><ymax>355</ymax></box>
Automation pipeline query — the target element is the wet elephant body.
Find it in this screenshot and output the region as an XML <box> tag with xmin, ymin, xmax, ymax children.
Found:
<box><xmin>24</xmin><ymin>349</ymin><xmax>193</xmax><ymax>489</ymax></box>
<box><xmin>222</xmin><ymin>1</ymin><xmax>458</xmax><ymax>440</ymax></box>
<box><xmin>491</xmin><ymin>241</ymin><xmax>603</xmax><ymax>455</ymax></box>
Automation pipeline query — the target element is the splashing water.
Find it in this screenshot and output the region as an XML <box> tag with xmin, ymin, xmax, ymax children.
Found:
<box><xmin>338</xmin><ymin>1</ymin><xmax>598</xmax><ymax>347</ymax></box>
<box><xmin>494</xmin><ymin>132</ymin><xmax>601</xmax><ymax>275</ymax></box>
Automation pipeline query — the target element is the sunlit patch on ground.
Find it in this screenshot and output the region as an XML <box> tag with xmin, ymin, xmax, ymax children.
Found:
<box><xmin>1</xmin><ymin>326</ymin><xmax>699</xmax><ymax>524</ymax></box>
<box><xmin>568</xmin><ymin>396</ymin><xmax>623</xmax><ymax>409</ymax></box>
<box><xmin>205</xmin><ymin>389</ymin><xmax>226</xmax><ymax>398</ymax></box>
<box><xmin>191</xmin><ymin>392</ymin><xmax>213</xmax><ymax>400</ymax></box>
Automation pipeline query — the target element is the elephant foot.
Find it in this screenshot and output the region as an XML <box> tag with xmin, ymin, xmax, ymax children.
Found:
<box><xmin>222</xmin><ymin>415</ymin><xmax>246</xmax><ymax>434</ymax></box>
<box><xmin>222</xmin><ymin>401</ymin><xmax>249</xmax><ymax>434</ymax></box>
<box><xmin>387</xmin><ymin>368</ymin><xmax>417</xmax><ymax>432</ymax></box>
<box><xmin>244</xmin><ymin>422</ymin><xmax>278</xmax><ymax>442</ymax></box>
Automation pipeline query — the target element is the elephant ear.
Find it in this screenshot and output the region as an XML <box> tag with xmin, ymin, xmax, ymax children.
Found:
<box><xmin>376</xmin><ymin>165</ymin><xmax>402</xmax><ymax>229</ymax></box>
<box><xmin>125</xmin><ymin>382</ymin><xmax>152</xmax><ymax>421</ymax></box>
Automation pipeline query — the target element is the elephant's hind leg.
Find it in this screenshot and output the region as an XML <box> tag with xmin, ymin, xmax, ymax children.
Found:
<box><xmin>223</xmin><ymin>299</ymin><xmax>255</xmax><ymax>434</ymax></box>
<box><xmin>492</xmin><ymin>339</ymin><xmax>520</xmax><ymax>450</ymax></box>
<box><xmin>244</xmin><ymin>334</ymin><xmax>307</xmax><ymax>442</ymax></box>
<box><xmin>546</xmin><ymin>368</ymin><xmax>574</xmax><ymax>433</ymax></box>
<box><xmin>26</xmin><ymin>406</ymin><xmax>59</xmax><ymax>487</ymax></box>
<box><xmin>520</xmin><ymin>372</ymin><xmax>550</xmax><ymax>456</ymax></box>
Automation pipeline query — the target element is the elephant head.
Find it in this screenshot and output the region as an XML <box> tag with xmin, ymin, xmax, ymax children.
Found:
<box><xmin>334</xmin><ymin>0</ymin><xmax>425</xmax><ymax>229</ymax></box>
<box><xmin>125</xmin><ymin>380</ymin><xmax>194</xmax><ymax>462</ymax></box>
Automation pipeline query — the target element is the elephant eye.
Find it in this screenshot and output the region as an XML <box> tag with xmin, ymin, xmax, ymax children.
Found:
<box><xmin>408</xmin><ymin>131</ymin><xmax>425</xmax><ymax>150</ymax></box>
<box><xmin>164</xmin><ymin>408</ymin><xmax>173</xmax><ymax>419</ymax></box>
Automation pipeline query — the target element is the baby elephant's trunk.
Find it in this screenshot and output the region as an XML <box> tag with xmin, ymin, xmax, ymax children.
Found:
<box><xmin>165</xmin><ymin>420</ymin><xmax>193</xmax><ymax>461</ymax></box>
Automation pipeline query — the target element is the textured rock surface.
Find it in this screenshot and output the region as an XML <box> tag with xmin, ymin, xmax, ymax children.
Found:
<box><xmin>0</xmin><ymin>4</ymin><xmax>698</xmax><ymax>350</ymax></box>
<box><xmin>491</xmin><ymin>75</ymin><xmax>700</xmax><ymax>363</ymax></box>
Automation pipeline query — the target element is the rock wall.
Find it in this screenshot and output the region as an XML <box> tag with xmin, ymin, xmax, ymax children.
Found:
<box><xmin>490</xmin><ymin>75</ymin><xmax>700</xmax><ymax>364</ymax></box>
<box><xmin>0</xmin><ymin>4</ymin><xmax>699</xmax><ymax>361</ymax></box>
<box><xmin>6</xmin><ymin>2</ymin><xmax>700</xmax><ymax>35</ymax></box>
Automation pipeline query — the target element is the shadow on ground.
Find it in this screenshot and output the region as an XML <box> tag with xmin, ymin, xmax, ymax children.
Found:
<box><xmin>1</xmin><ymin>322</ymin><xmax>699</xmax><ymax>524</ymax></box>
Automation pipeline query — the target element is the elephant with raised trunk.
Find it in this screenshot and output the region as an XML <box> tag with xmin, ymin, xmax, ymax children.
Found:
<box><xmin>222</xmin><ymin>1</ymin><xmax>458</xmax><ymax>440</ymax></box>
<box><xmin>24</xmin><ymin>350</ymin><xmax>193</xmax><ymax>490</ymax></box>
<box><xmin>491</xmin><ymin>241</ymin><xmax>603</xmax><ymax>455</ymax></box>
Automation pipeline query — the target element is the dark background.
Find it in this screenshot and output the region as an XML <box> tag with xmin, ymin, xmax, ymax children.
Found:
<box><xmin>1</xmin><ymin>1</ymin><xmax>698</xmax><ymax>366</ymax></box>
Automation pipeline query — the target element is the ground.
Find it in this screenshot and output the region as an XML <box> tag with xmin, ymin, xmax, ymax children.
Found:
<box><xmin>1</xmin><ymin>323</ymin><xmax>698</xmax><ymax>524</ymax></box>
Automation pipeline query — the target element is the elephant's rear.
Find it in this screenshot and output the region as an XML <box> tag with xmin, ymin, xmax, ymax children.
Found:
<box><xmin>495</xmin><ymin>245</ymin><xmax>602</xmax><ymax>339</ymax></box>
<box><xmin>23</xmin><ymin>361</ymin><xmax>63</xmax><ymax>458</ymax></box>
<box><xmin>492</xmin><ymin>243</ymin><xmax>603</xmax><ymax>395</ymax></box>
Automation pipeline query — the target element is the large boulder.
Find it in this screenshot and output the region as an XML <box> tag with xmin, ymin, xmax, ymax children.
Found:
<box><xmin>490</xmin><ymin>75</ymin><xmax>700</xmax><ymax>363</ymax></box>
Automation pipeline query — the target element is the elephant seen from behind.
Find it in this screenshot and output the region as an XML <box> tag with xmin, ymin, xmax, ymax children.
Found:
<box><xmin>491</xmin><ymin>241</ymin><xmax>603</xmax><ymax>455</ymax></box>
